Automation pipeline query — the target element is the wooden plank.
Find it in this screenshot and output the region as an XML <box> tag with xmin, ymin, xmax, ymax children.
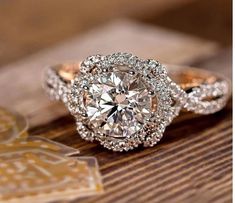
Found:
<box><xmin>0</xmin><ymin>21</ymin><xmax>231</xmax><ymax>203</ymax></box>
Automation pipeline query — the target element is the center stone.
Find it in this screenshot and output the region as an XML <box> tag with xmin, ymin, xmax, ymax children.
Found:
<box><xmin>83</xmin><ymin>69</ymin><xmax>154</xmax><ymax>138</ymax></box>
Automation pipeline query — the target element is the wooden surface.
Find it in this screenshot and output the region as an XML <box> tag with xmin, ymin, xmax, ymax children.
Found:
<box><xmin>0</xmin><ymin>21</ymin><xmax>232</xmax><ymax>203</ymax></box>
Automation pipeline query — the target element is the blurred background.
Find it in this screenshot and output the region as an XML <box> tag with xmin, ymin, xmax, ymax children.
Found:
<box><xmin>0</xmin><ymin>0</ymin><xmax>231</xmax><ymax>67</ymax></box>
<box><xmin>0</xmin><ymin>2</ymin><xmax>232</xmax><ymax>202</ymax></box>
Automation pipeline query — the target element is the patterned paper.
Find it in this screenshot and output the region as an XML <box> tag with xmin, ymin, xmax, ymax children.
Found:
<box><xmin>0</xmin><ymin>107</ymin><xmax>28</xmax><ymax>144</ymax></box>
<box><xmin>0</xmin><ymin>136</ymin><xmax>103</xmax><ymax>203</ymax></box>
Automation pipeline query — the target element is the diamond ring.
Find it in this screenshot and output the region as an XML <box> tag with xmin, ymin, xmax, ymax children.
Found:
<box><xmin>44</xmin><ymin>52</ymin><xmax>231</xmax><ymax>151</ymax></box>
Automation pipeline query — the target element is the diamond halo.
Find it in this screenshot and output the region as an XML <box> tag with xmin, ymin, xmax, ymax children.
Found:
<box><xmin>67</xmin><ymin>53</ymin><xmax>175</xmax><ymax>151</ymax></box>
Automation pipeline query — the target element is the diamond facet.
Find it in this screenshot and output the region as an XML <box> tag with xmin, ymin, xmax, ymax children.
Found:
<box><xmin>82</xmin><ymin>67</ymin><xmax>154</xmax><ymax>138</ymax></box>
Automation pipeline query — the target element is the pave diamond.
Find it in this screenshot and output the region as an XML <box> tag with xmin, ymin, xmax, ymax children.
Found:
<box><xmin>82</xmin><ymin>68</ymin><xmax>154</xmax><ymax>138</ymax></box>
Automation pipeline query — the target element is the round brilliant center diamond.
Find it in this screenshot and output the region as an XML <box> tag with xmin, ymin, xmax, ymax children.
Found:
<box><xmin>83</xmin><ymin>68</ymin><xmax>155</xmax><ymax>138</ymax></box>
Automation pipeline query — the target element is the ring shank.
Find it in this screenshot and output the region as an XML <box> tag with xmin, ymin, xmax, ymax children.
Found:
<box><xmin>54</xmin><ymin>63</ymin><xmax>81</xmax><ymax>82</ymax></box>
<box><xmin>45</xmin><ymin>62</ymin><xmax>230</xmax><ymax>115</ymax></box>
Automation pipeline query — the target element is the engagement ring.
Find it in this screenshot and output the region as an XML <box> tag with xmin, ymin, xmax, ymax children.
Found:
<box><xmin>44</xmin><ymin>53</ymin><xmax>231</xmax><ymax>151</ymax></box>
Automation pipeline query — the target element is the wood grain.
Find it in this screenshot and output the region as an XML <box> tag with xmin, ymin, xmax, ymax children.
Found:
<box><xmin>0</xmin><ymin>21</ymin><xmax>232</xmax><ymax>203</ymax></box>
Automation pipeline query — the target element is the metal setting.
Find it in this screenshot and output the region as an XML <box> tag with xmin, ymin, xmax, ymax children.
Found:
<box><xmin>44</xmin><ymin>52</ymin><xmax>231</xmax><ymax>151</ymax></box>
